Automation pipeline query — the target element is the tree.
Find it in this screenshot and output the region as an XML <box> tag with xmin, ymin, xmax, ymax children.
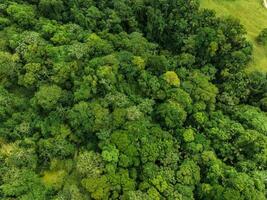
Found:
<box><xmin>0</xmin><ymin>168</ymin><xmax>47</xmax><ymax>199</ymax></box>
<box><xmin>33</xmin><ymin>85</ymin><xmax>63</xmax><ymax>110</ymax></box>
<box><xmin>81</xmin><ymin>175</ymin><xmax>110</xmax><ymax>200</ymax></box>
<box><xmin>18</xmin><ymin>63</ymin><xmax>43</xmax><ymax>88</ymax></box>
<box><xmin>0</xmin><ymin>51</ymin><xmax>20</xmax><ymax>87</ymax></box>
<box><xmin>38</xmin><ymin>0</ymin><xmax>65</xmax><ymax>21</ymax></box>
<box><xmin>76</xmin><ymin>151</ymin><xmax>104</xmax><ymax>177</ymax></box>
<box><xmin>230</xmin><ymin>105</ymin><xmax>267</xmax><ymax>133</ymax></box>
<box><xmin>6</xmin><ymin>3</ymin><xmax>36</xmax><ymax>28</ymax></box>
<box><xmin>38</xmin><ymin>137</ymin><xmax>75</xmax><ymax>159</ymax></box>
<box><xmin>256</xmin><ymin>28</ymin><xmax>267</xmax><ymax>45</ymax></box>
<box><xmin>156</xmin><ymin>100</ymin><xmax>187</xmax><ymax>129</ymax></box>
<box><xmin>163</xmin><ymin>71</ymin><xmax>181</xmax><ymax>87</ymax></box>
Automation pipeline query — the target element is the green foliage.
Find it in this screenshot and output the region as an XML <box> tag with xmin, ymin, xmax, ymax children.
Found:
<box><xmin>0</xmin><ymin>51</ymin><xmax>19</xmax><ymax>86</ymax></box>
<box><xmin>76</xmin><ymin>151</ymin><xmax>103</xmax><ymax>177</ymax></box>
<box><xmin>257</xmin><ymin>28</ymin><xmax>267</xmax><ymax>45</ymax></box>
<box><xmin>39</xmin><ymin>0</ymin><xmax>65</xmax><ymax>21</ymax></box>
<box><xmin>81</xmin><ymin>176</ymin><xmax>110</xmax><ymax>200</ymax></box>
<box><xmin>230</xmin><ymin>105</ymin><xmax>267</xmax><ymax>133</ymax></box>
<box><xmin>163</xmin><ymin>71</ymin><xmax>181</xmax><ymax>87</ymax></box>
<box><xmin>6</xmin><ymin>3</ymin><xmax>36</xmax><ymax>28</ymax></box>
<box><xmin>176</xmin><ymin>160</ymin><xmax>200</xmax><ymax>185</ymax></box>
<box><xmin>33</xmin><ymin>85</ymin><xmax>63</xmax><ymax>110</ymax></box>
<box><xmin>183</xmin><ymin>129</ymin><xmax>195</xmax><ymax>143</ymax></box>
<box><xmin>0</xmin><ymin>0</ymin><xmax>266</xmax><ymax>199</ymax></box>
<box><xmin>157</xmin><ymin>101</ymin><xmax>187</xmax><ymax>128</ymax></box>
<box><xmin>0</xmin><ymin>168</ymin><xmax>47</xmax><ymax>199</ymax></box>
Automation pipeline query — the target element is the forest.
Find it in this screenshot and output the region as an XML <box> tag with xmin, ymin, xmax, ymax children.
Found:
<box><xmin>0</xmin><ymin>0</ymin><xmax>266</xmax><ymax>199</ymax></box>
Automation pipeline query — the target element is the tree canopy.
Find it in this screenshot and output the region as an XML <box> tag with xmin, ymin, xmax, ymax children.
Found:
<box><xmin>0</xmin><ymin>0</ymin><xmax>266</xmax><ymax>200</ymax></box>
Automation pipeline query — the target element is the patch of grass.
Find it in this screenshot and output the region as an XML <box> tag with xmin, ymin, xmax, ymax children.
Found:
<box><xmin>200</xmin><ymin>0</ymin><xmax>267</xmax><ymax>72</ymax></box>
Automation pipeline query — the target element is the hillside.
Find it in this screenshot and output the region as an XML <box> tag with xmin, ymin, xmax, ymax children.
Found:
<box><xmin>200</xmin><ymin>0</ymin><xmax>267</xmax><ymax>72</ymax></box>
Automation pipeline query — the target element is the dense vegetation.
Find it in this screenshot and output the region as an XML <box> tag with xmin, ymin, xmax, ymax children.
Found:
<box><xmin>0</xmin><ymin>0</ymin><xmax>266</xmax><ymax>199</ymax></box>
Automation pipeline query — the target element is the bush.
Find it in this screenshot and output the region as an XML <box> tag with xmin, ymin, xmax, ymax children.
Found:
<box><xmin>256</xmin><ymin>28</ymin><xmax>267</xmax><ymax>45</ymax></box>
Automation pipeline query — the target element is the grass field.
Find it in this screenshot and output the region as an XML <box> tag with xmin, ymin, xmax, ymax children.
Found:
<box><xmin>200</xmin><ymin>0</ymin><xmax>267</xmax><ymax>72</ymax></box>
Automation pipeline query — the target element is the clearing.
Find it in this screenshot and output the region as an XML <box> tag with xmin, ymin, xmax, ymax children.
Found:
<box><xmin>200</xmin><ymin>0</ymin><xmax>267</xmax><ymax>72</ymax></box>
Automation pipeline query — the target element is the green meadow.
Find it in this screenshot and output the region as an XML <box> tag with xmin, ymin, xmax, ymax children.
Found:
<box><xmin>200</xmin><ymin>0</ymin><xmax>267</xmax><ymax>72</ymax></box>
